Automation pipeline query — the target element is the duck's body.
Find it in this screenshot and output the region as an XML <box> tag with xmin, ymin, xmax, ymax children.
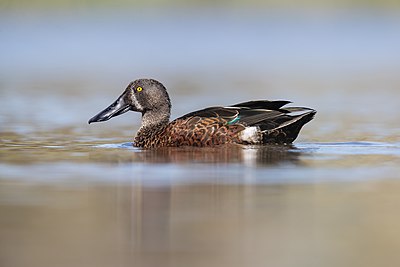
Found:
<box><xmin>133</xmin><ymin>101</ymin><xmax>315</xmax><ymax>148</ymax></box>
<box><xmin>89</xmin><ymin>79</ymin><xmax>316</xmax><ymax>149</ymax></box>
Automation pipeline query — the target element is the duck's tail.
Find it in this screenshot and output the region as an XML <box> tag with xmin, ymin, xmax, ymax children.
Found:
<box><xmin>261</xmin><ymin>108</ymin><xmax>316</xmax><ymax>144</ymax></box>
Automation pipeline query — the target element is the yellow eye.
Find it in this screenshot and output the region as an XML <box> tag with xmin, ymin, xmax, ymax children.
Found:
<box><xmin>136</xmin><ymin>86</ymin><xmax>143</xmax><ymax>92</ymax></box>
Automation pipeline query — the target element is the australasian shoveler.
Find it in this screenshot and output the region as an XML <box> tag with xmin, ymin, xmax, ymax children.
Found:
<box><xmin>88</xmin><ymin>79</ymin><xmax>316</xmax><ymax>148</ymax></box>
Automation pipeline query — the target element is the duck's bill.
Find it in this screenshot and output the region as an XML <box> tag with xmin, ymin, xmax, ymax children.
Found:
<box><xmin>88</xmin><ymin>94</ymin><xmax>130</xmax><ymax>124</ymax></box>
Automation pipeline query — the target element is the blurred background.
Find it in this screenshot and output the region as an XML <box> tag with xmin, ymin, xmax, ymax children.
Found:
<box><xmin>1</xmin><ymin>1</ymin><xmax>400</xmax><ymax>267</ymax></box>
<box><xmin>1</xmin><ymin>0</ymin><xmax>400</xmax><ymax>137</ymax></box>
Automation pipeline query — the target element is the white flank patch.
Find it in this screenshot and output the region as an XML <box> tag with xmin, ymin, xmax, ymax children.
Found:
<box><xmin>239</xmin><ymin>126</ymin><xmax>261</xmax><ymax>144</ymax></box>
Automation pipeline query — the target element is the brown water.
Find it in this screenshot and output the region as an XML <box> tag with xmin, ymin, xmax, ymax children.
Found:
<box><xmin>1</xmin><ymin>8</ymin><xmax>400</xmax><ymax>267</ymax></box>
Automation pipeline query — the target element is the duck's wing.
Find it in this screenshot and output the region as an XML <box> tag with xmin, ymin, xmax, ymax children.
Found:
<box><xmin>177</xmin><ymin>100</ymin><xmax>288</xmax><ymax>121</ymax></box>
<box><xmin>177</xmin><ymin>100</ymin><xmax>315</xmax><ymax>130</ymax></box>
<box><xmin>177</xmin><ymin>106</ymin><xmax>239</xmax><ymax>121</ymax></box>
<box><xmin>231</xmin><ymin>100</ymin><xmax>291</xmax><ymax>110</ymax></box>
<box><xmin>175</xmin><ymin>100</ymin><xmax>316</xmax><ymax>144</ymax></box>
<box><xmin>232</xmin><ymin>100</ymin><xmax>316</xmax><ymax>143</ymax></box>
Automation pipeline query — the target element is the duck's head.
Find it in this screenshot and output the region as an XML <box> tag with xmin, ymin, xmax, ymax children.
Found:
<box><xmin>88</xmin><ymin>79</ymin><xmax>171</xmax><ymax>125</ymax></box>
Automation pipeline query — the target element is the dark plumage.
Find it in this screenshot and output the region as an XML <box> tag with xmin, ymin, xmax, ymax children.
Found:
<box><xmin>89</xmin><ymin>79</ymin><xmax>316</xmax><ymax>148</ymax></box>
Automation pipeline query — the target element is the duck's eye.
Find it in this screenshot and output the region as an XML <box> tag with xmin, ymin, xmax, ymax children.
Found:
<box><xmin>136</xmin><ymin>86</ymin><xmax>143</xmax><ymax>92</ymax></box>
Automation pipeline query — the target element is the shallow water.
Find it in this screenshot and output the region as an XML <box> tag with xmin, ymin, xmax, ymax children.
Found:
<box><xmin>1</xmin><ymin>7</ymin><xmax>400</xmax><ymax>267</ymax></box>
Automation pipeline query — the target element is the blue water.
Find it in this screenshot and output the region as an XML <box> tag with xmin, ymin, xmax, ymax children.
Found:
<box><xmin>95</xmin><ymin>141</ymin><xmax>400</xmax><ymax>156</ymax></box>
<box><xmin>2</xmin><ymin>141</ymin><xmax>399</xmax><ymax>188</ymax></box>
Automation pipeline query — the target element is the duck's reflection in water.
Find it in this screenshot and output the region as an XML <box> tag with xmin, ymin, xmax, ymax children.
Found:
<box><xmin>135</xmin><ymin>144</ymin><xmax>302</xmax><ymax>166</ymax></box>
<box><xmin>117</xmin><ymin>146</ymin><xmax>303</xmax><ymax>267</ymax></box>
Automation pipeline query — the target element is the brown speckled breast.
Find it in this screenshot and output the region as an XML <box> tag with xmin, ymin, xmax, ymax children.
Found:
<box><xmin>133</xmin><ymin>117</ymin><xmax>245</xmax><ymax>148</ymax></box>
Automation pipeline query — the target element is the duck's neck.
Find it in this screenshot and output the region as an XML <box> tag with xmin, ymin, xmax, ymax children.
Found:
<box><xmin>139</xmin><ymin>108</ymin><xmax>170</xmax><ymax>133</ymax></box>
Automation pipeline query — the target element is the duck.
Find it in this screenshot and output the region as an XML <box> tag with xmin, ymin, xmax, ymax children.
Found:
<box><xmin>88</xmin><ymin>79</ymin><xmax>316</xmax><ymax>148</ymax></box>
